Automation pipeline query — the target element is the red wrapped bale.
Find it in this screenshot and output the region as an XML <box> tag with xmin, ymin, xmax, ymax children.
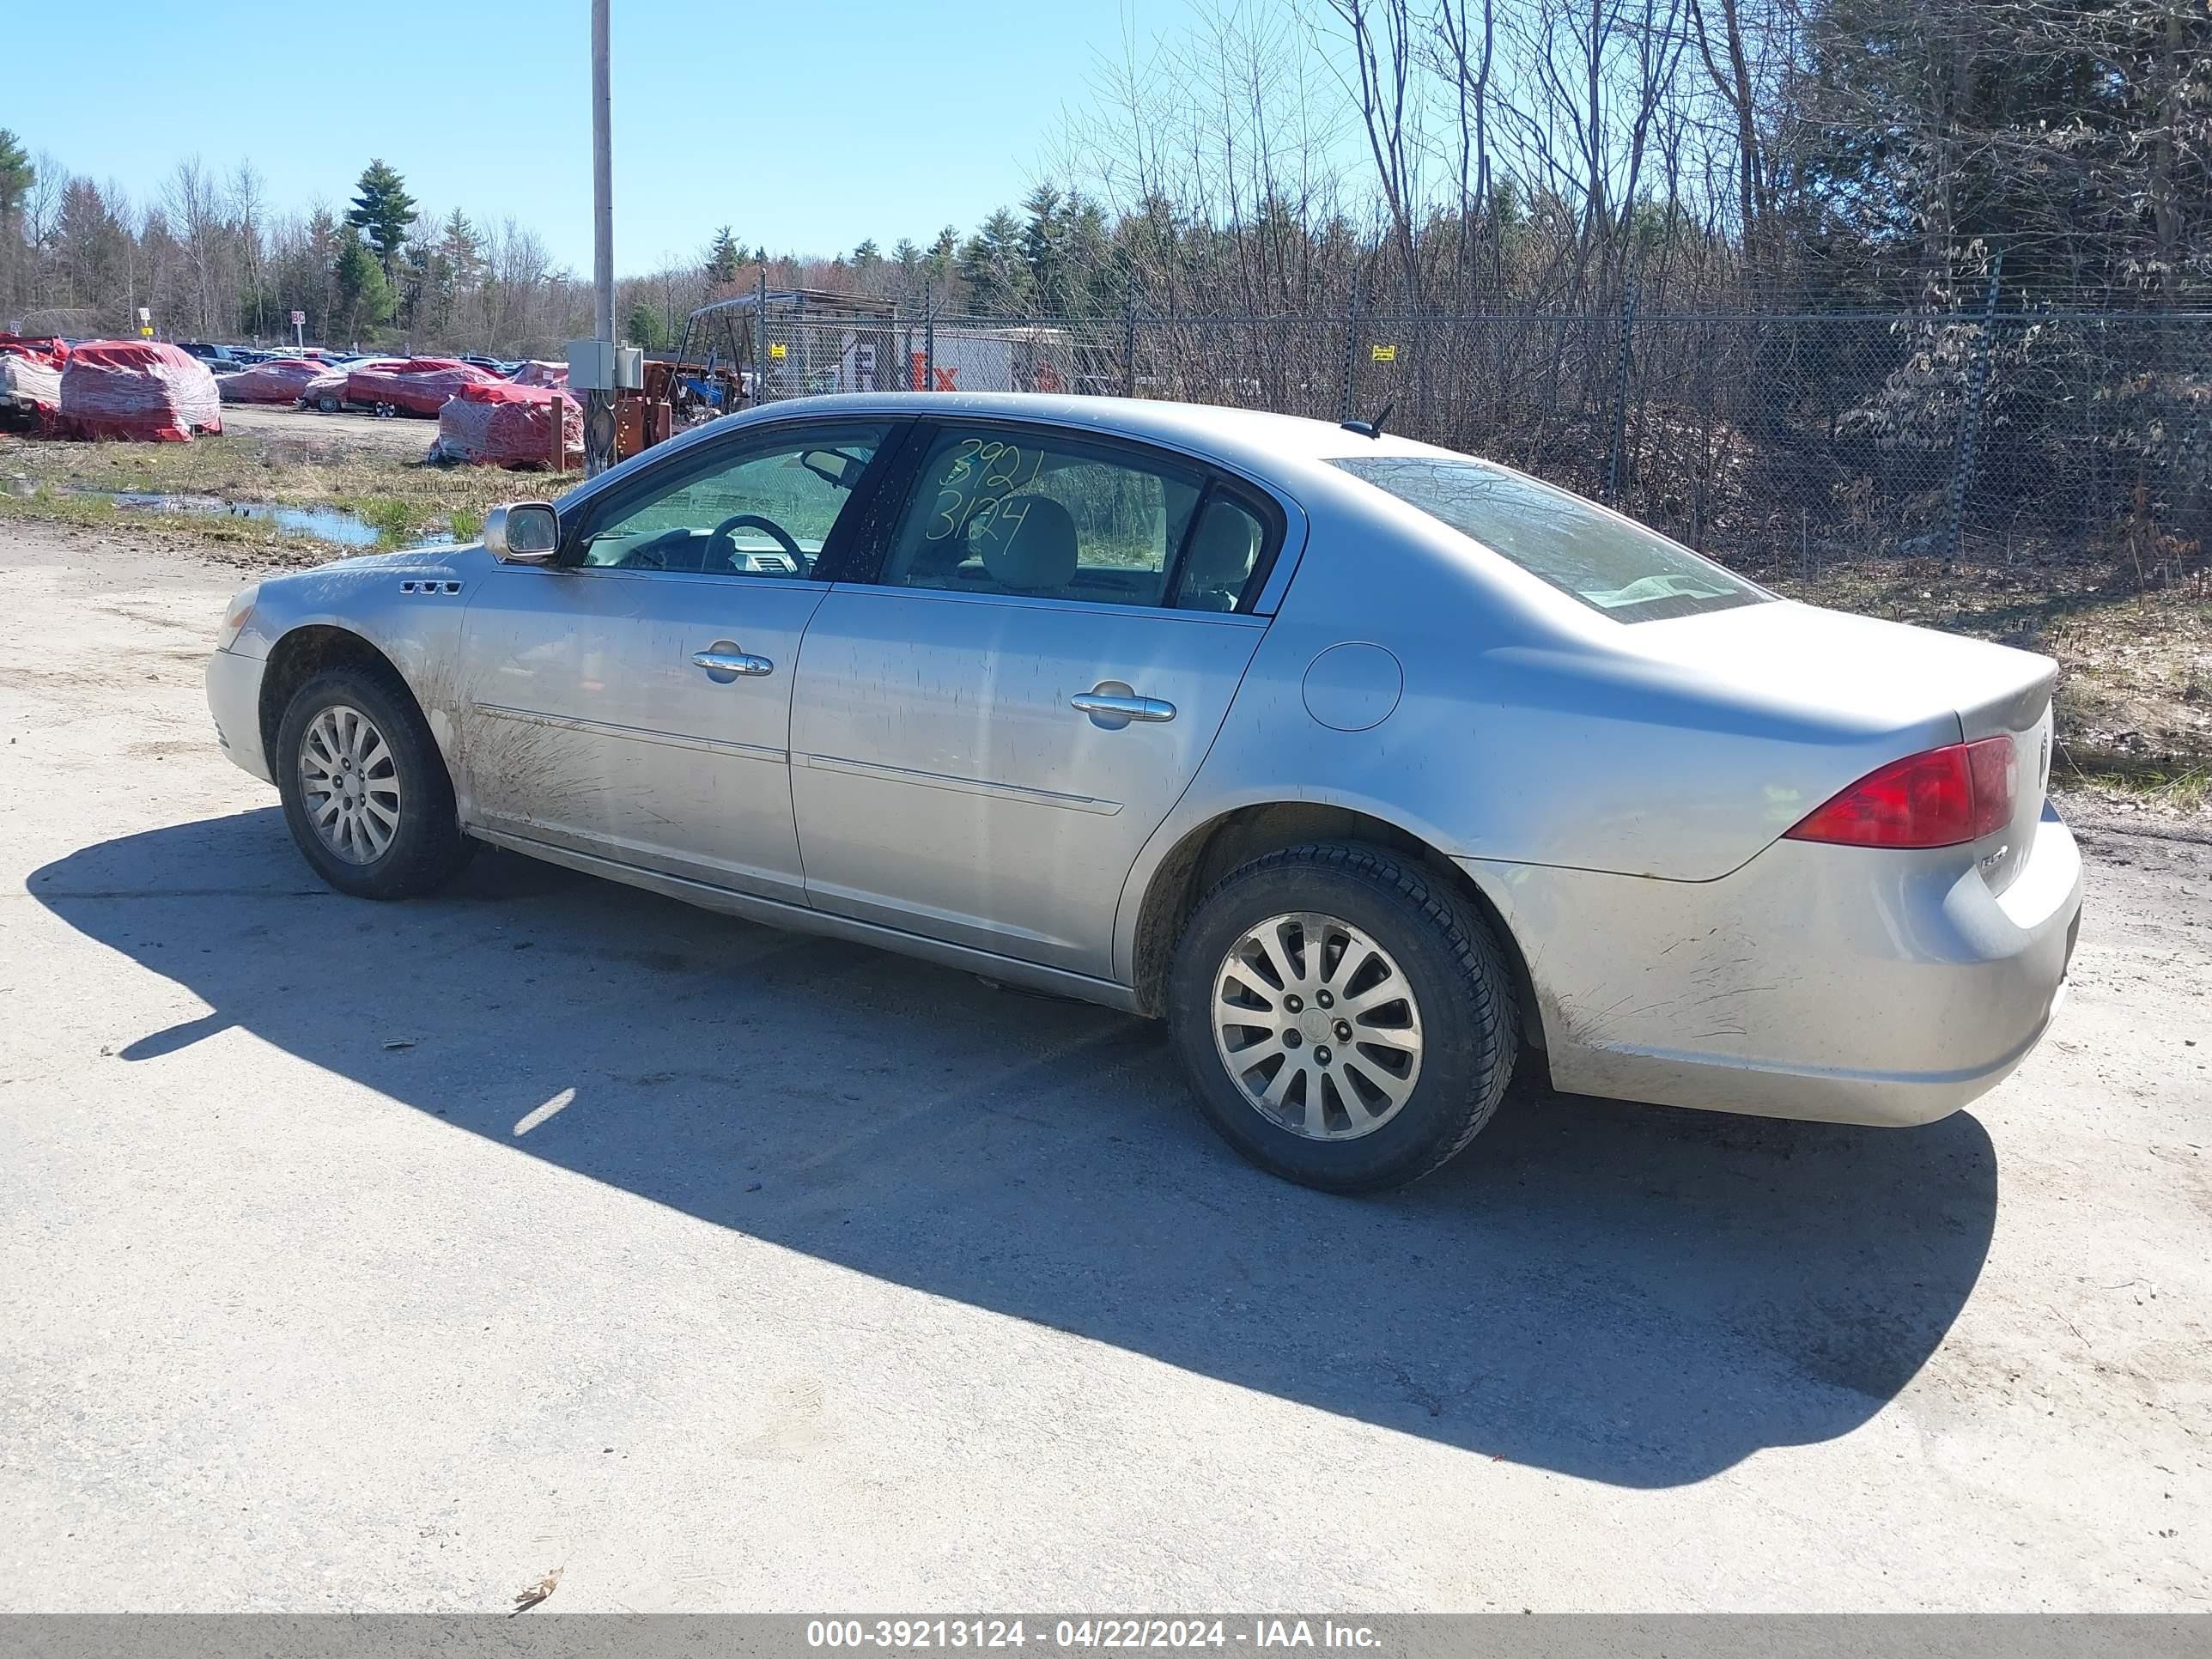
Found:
<box><xmin>435</xmin><ymin>380</ymin><xmax>581</xmax><ymax>468</ymax></box>
<box><xmin>0</xmin><ymin>333</ymin><xmax>70</xmax><ymax>368</ymax></box>
<box><xmin>57</xmin><ymin>340</ymin><xmax>221</xmax><ymax>441</ymax></box>
<box><xmin>218</xmin><ymin>356</ymin><xmax>328</xmax><ymax>404</ymax></box>
<box><xmin>344</xmin><ymin>356</ymin><xmax>501</xmax><ymax>417</ymax></box>
<box><xmin>1</xmin><ymin>345</ymin><xmax>64</xmax><ymax>418</ymax></box>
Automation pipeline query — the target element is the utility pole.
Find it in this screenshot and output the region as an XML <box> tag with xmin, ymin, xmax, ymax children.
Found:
<box><xmin>585</xmin><ymin>0</ymin><xmax>616</xmax><ymax>477</ymax></box>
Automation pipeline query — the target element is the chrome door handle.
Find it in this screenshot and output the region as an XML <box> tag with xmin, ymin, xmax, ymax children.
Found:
<box><xmin>1071</xmin><ymin>685</ymin><xmax>1176</xmax><ymax>727</ymax></box>
<box><xmin>692</xmin><ymin>643</ymin><xmax>774</xmax><ymax>680</ymax></box>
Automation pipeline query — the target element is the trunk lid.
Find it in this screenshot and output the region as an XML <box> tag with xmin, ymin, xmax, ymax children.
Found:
<box><xmin>1632</xmin><ymin>600</ymin><xmax>2057</xmax><ymax>889</ymax></box>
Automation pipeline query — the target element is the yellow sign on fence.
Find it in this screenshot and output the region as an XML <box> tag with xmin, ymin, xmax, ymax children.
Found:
<box><xmin>1370</xmin><ymin>343</ymin><xmax>1399</xmax><ymax>362</ymax></box>
<box><xmin>768</xmin><ymin>342</ymin><xmax>787</xmax><ymax>360</ymax></box>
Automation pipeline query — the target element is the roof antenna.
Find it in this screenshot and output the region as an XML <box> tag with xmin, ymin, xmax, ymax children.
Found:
<box><xmin>1340</xmin><ymin>400</ymin><xmax>1394</xmax><ymax>441</ymax></box>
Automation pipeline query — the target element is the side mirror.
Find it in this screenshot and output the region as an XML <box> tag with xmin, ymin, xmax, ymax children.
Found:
<box><xmin>484</xmin><ymin>501</ymin><xmax>560</xmax><ymax>565</ymax></box>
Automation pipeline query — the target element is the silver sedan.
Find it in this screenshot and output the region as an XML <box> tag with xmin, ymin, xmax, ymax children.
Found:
<box><xmin>205</xmin><ymin>392</ymin><xmax>2081</xmax><ymax>1190</ymax></box>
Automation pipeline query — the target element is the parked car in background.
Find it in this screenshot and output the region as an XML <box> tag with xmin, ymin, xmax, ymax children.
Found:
<box><xmin>342</xmin><ymin>356</ymin><xmax>502</xmax><ymax>416</ymax></box>
<box><xmin>204</xmin><ymin>392</ymin><xmax>2082</xmax><ymax>1192</ymax></box>
<box><xmin>298</xmin><ymin>358</ymin><xmax>399</xmax><ymax>412</ymax></box>
<box><xmin>177</xmin><ymin>342</ymin><xmax>246</xmax><ymax>373</ymax></box>
<box><xmin>217</xmin><ymin>356</ymin><xmax>331</xmax><ymax>404</ymax></box>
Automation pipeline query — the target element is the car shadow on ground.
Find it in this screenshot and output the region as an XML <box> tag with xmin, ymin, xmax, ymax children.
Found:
<box><xmin>31</xmin><ymin>808</ymin><xmax>2000</xmax><ymax>1490</ymax></box>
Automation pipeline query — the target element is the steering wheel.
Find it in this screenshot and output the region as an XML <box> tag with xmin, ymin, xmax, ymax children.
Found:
<box><xmin>707</xmin><ymin>513</ymin><xmax>804</xmax><ymax>574</ymax></box>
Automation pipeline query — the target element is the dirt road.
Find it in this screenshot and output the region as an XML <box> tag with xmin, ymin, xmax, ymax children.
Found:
<box><xmin>2</xmin><ymin>520</ymin><xmax>2207</xmax><ymax>1613</ymax></box>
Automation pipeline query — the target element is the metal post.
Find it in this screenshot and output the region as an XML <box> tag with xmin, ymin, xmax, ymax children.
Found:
<box><xmin>923</xmin><ymin>284</ymin><xmax>935</xmax><ymax>393</ymax></box>
<box><xmin>1947</xmin><ymin>253</ymin><xmax>2004</xmax><ymax>569</ymax></box>
<box><xmin>584</xmin><ymin>0</ymin><xmax>616</xmax><ymax>477</ymax></box>
<box><xmin>1123</xmin><ymin>295</ymin><xmax>1138</xmax><ymax>399</ymax></box>
<box><xmin>755</xmin><ymin>268</ymin><xmax>769</xmax><ymax>404</ymax></box>
<box><xmin>1340</xmin><ymin>286</ymin><xmax>1360</xmax><ymax>422</ymax></box>
<box><xmin>1605</xmin><ymin>278</ymin><xmax>1639</xmax><ymax>505</ymax></box>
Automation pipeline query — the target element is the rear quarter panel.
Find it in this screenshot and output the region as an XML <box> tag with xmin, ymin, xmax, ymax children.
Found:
<box><xmin>1117</xmin><ymin>468</ymin><xmax>1965</xmax><ymax>924</ymax></box>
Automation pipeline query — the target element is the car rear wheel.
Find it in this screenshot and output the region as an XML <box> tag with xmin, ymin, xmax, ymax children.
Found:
<box><xmin>275</xmin><ymin>665</ymin><xmax>472</xmax><ymax>900</ymax></box>
<box><xmin>1167</xmin><ymin>842</ymin><xmax>1518</xmax><ymax>1193</ymax></box>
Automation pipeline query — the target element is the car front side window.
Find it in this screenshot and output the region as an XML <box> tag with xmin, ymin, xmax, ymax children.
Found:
<box><xmin>578</xmin><ymin>422</ymin><xmax>890</xmax><ymax>578</ymax></box>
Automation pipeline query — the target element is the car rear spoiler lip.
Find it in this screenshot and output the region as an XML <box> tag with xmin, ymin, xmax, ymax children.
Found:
<box><xmin>1958</xmin><ymin>652</ymin><xmax>2059</xmax><ymax>743</ymax></box>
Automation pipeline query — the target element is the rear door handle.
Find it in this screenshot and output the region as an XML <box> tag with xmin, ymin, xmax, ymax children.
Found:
<box><xmin>1071</xmin><ymin>684</ymin><xmax>1176</xmax><ymax>728</ymax></box>
<box><xmin>692</xmin><ymin>642</ymin><xmax>774</xmax><ymax>681</ymax></box>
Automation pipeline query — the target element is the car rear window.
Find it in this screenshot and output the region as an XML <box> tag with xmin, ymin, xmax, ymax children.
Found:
<box><xmin>1332</xmin><ymin>455</ymin><xmax>1769</xmax><ymax>623</ymax></box>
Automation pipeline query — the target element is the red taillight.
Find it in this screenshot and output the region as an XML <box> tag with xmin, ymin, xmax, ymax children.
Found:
<box><xmin>1785</xmin><ymin>736</ymin><xmax>2016</xmax><ymax>849</ymax></box>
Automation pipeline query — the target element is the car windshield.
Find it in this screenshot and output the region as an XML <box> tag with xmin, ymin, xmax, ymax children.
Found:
<box><xmin>1332</xmin><ymin>454</ymin><xmax>1768</xmax><ymax>623</ymax></box>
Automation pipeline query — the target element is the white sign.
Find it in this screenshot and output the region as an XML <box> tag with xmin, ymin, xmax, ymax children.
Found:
<box><xmin>137</xmin><ymin>307</ymin><xmax>151</xmax><ymax>323</ymax></box>
<box><xmin>291</xmin><ymin>310</ymin><xmax>307</xmax><ymax>327</ymax></box>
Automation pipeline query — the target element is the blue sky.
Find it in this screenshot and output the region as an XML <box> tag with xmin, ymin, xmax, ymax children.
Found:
<box><xmin>8</xmin><ymin>0</ymin><xmax>1204</xmax><ymax>273</ymax></box>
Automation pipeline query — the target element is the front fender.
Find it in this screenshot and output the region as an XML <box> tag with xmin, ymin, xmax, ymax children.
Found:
<box><xmin>239</xmin><ymin>546</ymin><xmax>492</xmax><ymax>765</ymax></box>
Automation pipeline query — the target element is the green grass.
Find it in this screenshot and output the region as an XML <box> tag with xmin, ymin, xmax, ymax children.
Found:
<box><xmin>337</xmin><ymin>496</ymin><xmax>418</xmax><ymax>548</ymax></box>
<box><xmin>2057</xmin><ymin>750</ymin><xmax>2212</xmax><ymax>815</ymax></box>
<box><xmin>3</xmin><ymin>430</ymin><xmax>576</xmax><ymax>543</ymax></box>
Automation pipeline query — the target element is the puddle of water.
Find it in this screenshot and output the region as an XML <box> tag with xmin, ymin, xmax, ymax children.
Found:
<box><xmin>49</xmin><ymin>487</ymin><xmax>454</xmax><ymax>550</ymax></box>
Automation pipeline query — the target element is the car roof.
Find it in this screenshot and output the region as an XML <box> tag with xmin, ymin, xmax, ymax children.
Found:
<box><xmin>709</xmin><ymin>390</ymin><xmax>1448</xmax><ymax>479</ymax></box>
<box><xmin>559</xmin><ymin>390</ymin><xmax>1465</xmax><ymax>522</ymax></box>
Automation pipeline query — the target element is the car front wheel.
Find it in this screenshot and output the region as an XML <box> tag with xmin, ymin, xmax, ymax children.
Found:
<box><xmin>275</xmin><ymin>664</ymin><xmax>472</xmax><ymax>900</ymax></box>
<box><xmin>1167</xmin><ymin>842</ymin><xmax>1519</xmax><ymax>1193</ymax></box>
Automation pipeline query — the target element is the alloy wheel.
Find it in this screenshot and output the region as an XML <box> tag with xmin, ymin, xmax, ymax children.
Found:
<box><xmin>1211</xmin><ymin>911</ymin><xmax>1425</xmax><ymax>1140</ymax></box>
<box><xmin>298</xmin><ymin>702</ymin><xmax>403</xmax><ymax>865</ymax></box>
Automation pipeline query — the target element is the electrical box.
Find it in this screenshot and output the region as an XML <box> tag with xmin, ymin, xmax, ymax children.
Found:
<box><xmin>567</xmin><ymin>339</ymin><xmax>613</xmax><ymax>391</ymax></box>
<box><xmin>564</xmin><ymin>341</ymin><xmax>644</xmax><ymax>392</ymax></box>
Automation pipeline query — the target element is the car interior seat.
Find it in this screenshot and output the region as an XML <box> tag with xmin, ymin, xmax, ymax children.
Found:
<box><xmin>976</xmin><ymin>495</ymin><xmax>1080</xmax><ymax>595</ymax></box>
<box><xmin>1176</xmin><ymin>501</ymin><xmax>1259</xmax><ymax>611</ymax></box>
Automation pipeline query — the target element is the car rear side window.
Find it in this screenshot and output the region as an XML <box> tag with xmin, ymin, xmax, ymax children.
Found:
<box><xmin>879</xmin><ymin>427</ymin><xmax>1203</xmax><ymax>608</ymax></box>
<box><xmin>1332</xmin><ymin>455</ymin><xmax>1768</xmax><ymax>623</ymax></box>
<box><xmin>1169</xmin><ymin>494</ymin><xmax>1267</xmax><ymax>612</ymax></box>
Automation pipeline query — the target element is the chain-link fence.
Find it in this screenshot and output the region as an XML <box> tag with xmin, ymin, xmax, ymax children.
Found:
<box><xmin>747</xmin><ymin>301</ymin><xmax>2212</xmax><ymax>584</ymax></box>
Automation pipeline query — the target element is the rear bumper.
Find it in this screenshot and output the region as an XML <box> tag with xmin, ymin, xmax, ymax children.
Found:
<box><xmin>205</xmin><ymin>647</ymin><xmax>271</xmax><ymax>785</ymax></box>
<box><xmin>1461</xmin><ymin>806</ymin><xmax>2083</xmax><ymax>1127</ymax></box>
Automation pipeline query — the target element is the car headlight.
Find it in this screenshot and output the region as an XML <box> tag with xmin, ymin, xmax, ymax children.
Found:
<box><xmin>215</xmin><ymin>586</ymin><xmax>259</xmax><ymax>652</ymax></box>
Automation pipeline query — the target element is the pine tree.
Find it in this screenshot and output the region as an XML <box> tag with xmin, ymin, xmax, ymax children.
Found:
<box><xmin>705</xmin><ymin>225</ymin><xmax>742</xmax><ymax>285</ymax></box>
<box><xmin>958</xmin><ymin>209</ymin><xmax>1030</xmax><ymax>314</ymax></box>
<box><xmin>1019</xmin><ymin>185</ymin><xmax>1071</xmax><ymax>313</ymax></box>
<box><xmin>55</xmin><ymin>177</ymin><xmax>127</xmax><ymax>315</ymax></box>
<box><xmin>332</xmin><ymin>224</ymin><xmax>394</xmax><ymax>340</ymax></box>
<box><xmin>440</xmin><ymin>210</ymin><xmax>483</xmax><ymax>282</ymax></box>
<box><xmin>0</xmin><ymin>130</ymin><xmax>33</xmax><ymax>317</ymax></box>
<box><xmin>0</xmin><ymin>130</ymin><xmax>29</xmax><ymax>210</ymax></box>
<box><xmin>625</xmin><ymin>301</ymin><xmax>666</xmax><ymax>349</ymax></box>
<box><xmin>345</xmin><ymin>159</ymin><xmax>417</xmax><ymax>281</ymax></box>
<box><xmin>428</xmin><ymin>209</ymin><xmax>482</xmax><ymax>333</ymax></box>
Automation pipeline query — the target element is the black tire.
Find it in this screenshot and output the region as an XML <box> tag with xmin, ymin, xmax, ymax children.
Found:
<box><xmin>274</xmin><ymin>663</ymin><xmax>473</xmax><ymax>900</ymax></box>
<box><xmin>1166</xmin><ymin>842</ymin><xmax>1519</xmax><ymax>1193</ymax></box>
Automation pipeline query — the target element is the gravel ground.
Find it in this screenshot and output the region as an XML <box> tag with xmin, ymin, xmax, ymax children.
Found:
<box><xmin>217</xmin><ymin>398</ymin><xmax>442</xmax><ymax>459</ymax></box>
<box><xmin>1</xmin><ymin>521</ymin><xmax>2207</xmax><ymax>1613</ymax></box>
